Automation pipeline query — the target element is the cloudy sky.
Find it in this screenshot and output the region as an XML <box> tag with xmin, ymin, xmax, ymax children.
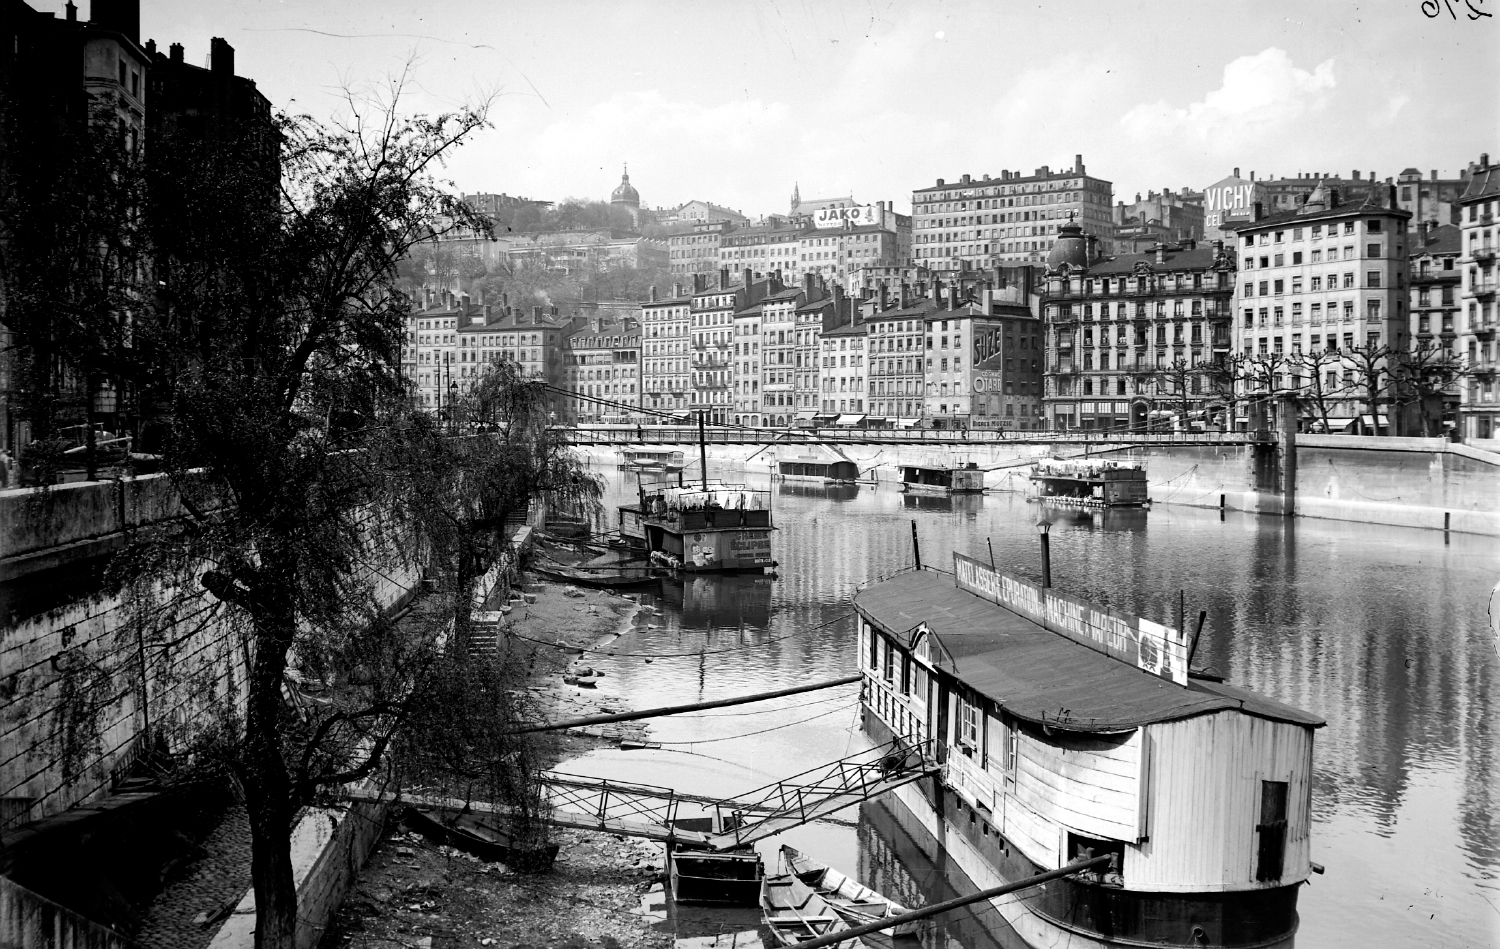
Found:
<box><xmin>115</xmin><ymin>0</ymin><xmax>1500</xmax><ymax>216</ymax></box>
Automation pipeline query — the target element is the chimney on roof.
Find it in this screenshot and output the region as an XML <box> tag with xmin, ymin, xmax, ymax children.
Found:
<box><xmin>832</xmin><ymin>285</ymin><xmax>847</xmax><ymax>322</ymax></box>
<box><xmin>1369</xmin><ymin>170</ymin><xmax>1375</xmax><ymax>182</ymax></box>
<box><xmin>929</xmin><ymin>279</ymin><xmax>941</xmax><ymax>302</ymax></box>
<box><xmin>719</xmin><ymin>267</ymin><xmax>729</xmax><ymax>290</ymax></box>
<box><xmin>210</xmin><ymin>37</ymin><xmax>234</xmax><ymax>78</ymax></box>
<box><xmin>936</xmin><ymin>178</ymin><xmax>945</xmax><ymax>187</ymax></box>
<box><xmin>531</xmin><ymin>305</ymin><xmax>542</xmax><ymax>323</ymax></box>
<box><xmin>672</xmin><ymin>282</ymin><xmax>682</xmax><ymax>298</ymax></box>
<box><xmin>1155</xmin><ymin>244</ymin><xmax>1167</xmax><ymax>264</ymax></box>
<box><xmin>1431</xmin><ymin>169</ymin><xmax>1438</xmax><ymax>180</ymax></box>
<box><xmin>649</xmin><ymin>286</ymin><xmax>658</xmax><ymax>304</ymax></box>
<box><xmin>1234</xmin><ymin>167</ymin><xmax>1240</xmax><ymax>178</ymax></box>
<box><xmin>1481</xmin><ymin>153</ymin><xmax>1490</xmax><ymax>169</ymax></box>
<box><xmin>1212</xmin><ymin>238</ymin><xmax>1224</xmax><ymax>257</ymax></box>
<box><xmin>1075</xmin><ymin>154</ymin><xmax>1084</xmax><ymax>174</ymax></box>
<box><xmin>961</xmin><ymin>174</ymin><xmax>971</xmax><ymax>184</ymax></box>
<box><xmin>743</xmin><ymin>267</ymin><xmax>753</xmax><ymax>291</ymax></box>
<box><xmin>549</xmin><ymin>305</ymin><xmax>559</xmax><ymax>318</ymax></box>
<box><xmin>1253</xmin><ymin>202</ymin><xmax>1264</xmax><ymax>221</ymax></box>
<box><xmin>1353</xmin><ymin>170</ymin><xmax>1361</xmax><ymax>180</ymax></box>
<box><xmin>169</xmin><ymin>42</ymin><xmax>183</xmax><ymax>63</ymax></box>
<box><xmin>1418</xmin><ymin>221</ymin><xmax>1429</xmax><ymax>244</ymax></box>
<box><xmin>946</xmin><ymin>286</ymin><xmax>958</xmax><ymax>310</ymax></box>
<box><xmin>460</xmin><ymin>292</ymin><xmax>470</xmax><ymax>311</ymax></box>
<box><xmin>65</xmin><ymin>1</ymin><xmax>76</xmax><ymax>21</ymax></box>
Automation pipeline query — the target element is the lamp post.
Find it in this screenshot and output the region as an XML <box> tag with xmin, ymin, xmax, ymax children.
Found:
<box><xmin>1035</xmin><ymin>518</ymin><xmax>1052</xmax><ymax>588</ymax></box>
<box><xmin>448</xmin><ymin>381</ymin><xmax>460</xmax><ymax>434</ymax></box>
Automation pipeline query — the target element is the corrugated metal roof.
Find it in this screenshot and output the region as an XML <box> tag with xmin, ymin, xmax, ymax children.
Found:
<box><xmin>853</xmin><ymin>570</ymin><xmax>1324</xmax><ymax>732</ymax></box>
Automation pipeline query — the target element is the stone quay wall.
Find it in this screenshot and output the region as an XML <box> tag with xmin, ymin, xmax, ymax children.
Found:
<box><xmin>573</xmin><ymin>434</ymin><xmax>1500</xmax><ymax>535</ymax></box>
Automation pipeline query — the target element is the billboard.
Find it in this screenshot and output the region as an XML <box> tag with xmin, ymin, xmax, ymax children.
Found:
<box><xmin>814</xmin><ymin>205</ymin><xmax>880</xmax><ymax>229</ymax></box>
<box><xmin>1202</xmin><ymin>174</ymin><xmax>1265</xmax><ymax>240</ymax></box>
<box><xmin>952</xmin><ymin>552</ymin><xmax>1188</xmax><ymax>685</ymax></box>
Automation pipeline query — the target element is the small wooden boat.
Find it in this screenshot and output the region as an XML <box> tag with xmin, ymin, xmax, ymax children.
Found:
<box><xmin>534</xmin><ymin>563</ymin><xmax>661</xmax><ymax>589</ymax></box>
<box><xmin>781</xmin><ymin>845</ymin><xmax>918</xmax><ymax>938</ymax></box>
<box><xmin>400</xmin><ymin>805</ymin><xmax>559</xmax><ymax>873</ymax></box>
<box><xmin>668</xmin><ymin>847</ymin><xmax>764</xmax><ymax>906</ymax></box>
<box><xmin>761</xmin><ymin>873</ymin><xmax>859</xmax><ymax>947</ymax></box>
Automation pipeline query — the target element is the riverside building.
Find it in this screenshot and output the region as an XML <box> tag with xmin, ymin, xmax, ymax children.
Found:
<box><xmin>1457</xmin><ymin>155</ymin><xmax>1499</xmax><ymax>441</ymax></box>
<box><xmin>1234</xmin><ymin>182</ymin><xmax>1411</xmax><ymax>433</ymax></box>
<box><xmin>1041</xmin><ymin>222</ymin><xmax>1237</xmax><ymax>432</ymax></box>
<box><xmin>639</xmin><ymin>284</ymin><xmax>694</xmax><ymax>415</ymax></box>
<box><xmin>561</xmin><ymin>318</ymin><xmax>640</xmax><ymax>423</ymax></box>
<box><xmin>911</xmin><ymin>156</ymin><xmax>1114</xmax><ymax>271</ymax></box>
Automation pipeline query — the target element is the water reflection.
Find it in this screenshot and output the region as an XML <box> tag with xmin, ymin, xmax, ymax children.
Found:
<box><xmin>578</xmin><ymin>472</ymin><xmax>1499</xmax><ymax>949</ymax></box>
<box><xmin>776</xmin><ymin>482</ymin><xmax>862</xmax><ymax>504</ymax></box>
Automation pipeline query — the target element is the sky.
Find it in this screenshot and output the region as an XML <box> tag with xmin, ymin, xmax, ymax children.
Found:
<box><xmin>99</xmin><ymin>0</ymin><xmax>1500</xmax><ymax>217</ymax></box>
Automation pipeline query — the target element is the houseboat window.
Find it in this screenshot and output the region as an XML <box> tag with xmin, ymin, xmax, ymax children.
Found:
<box><xmin>865</xmin><ymin>624</ymin><xmax>878</xmax><ymax>672</ymax></box>
<box><xmin>911</xmin><ymin>663</ymin><xmax>928</xmax><ymax>706</ymax></box>
<box><xmin>1256</xmin><ymin>780</ymin><xmax>1290</xmax><ymax>882</ymax></box>
<box><xmin>1067</xmin><ymin>832</ymin><xmax>1126</xmax><ymax>884</ymax></box>
<box><xmin>882</xmin><ymin>639</ymin><xmax>895</xmax><ymax>682</ymax></box>
<box><xmin>900</xmin><ymin>655</ymin><xmax>911</xmax><ymax>695</ymax></box>
<box><xmin>958</xmin><ymin>697</ymin><xmax>980</xmax><ymax>751</ymax></box>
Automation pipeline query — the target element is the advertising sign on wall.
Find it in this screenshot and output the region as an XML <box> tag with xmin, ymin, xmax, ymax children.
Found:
<box><xmin>814</xmin><ymin>205</ymin><xmax>879</xmax><ymax>229</ymax></box>
<box><xmin>952</xmin><ymin>552</ymin><xmax>1188</xmax><ymax>685</ymax></box>
<box><xmin>1202</xmin><ymin>175</ymin><xmax>1265</xmax><ymax>240</ymax></box>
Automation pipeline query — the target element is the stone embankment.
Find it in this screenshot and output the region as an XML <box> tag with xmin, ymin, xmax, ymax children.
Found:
<box><xmin>571</xmin><ymin>433</ymin><xmax>1500</xmax><ymax>535</ymax></box>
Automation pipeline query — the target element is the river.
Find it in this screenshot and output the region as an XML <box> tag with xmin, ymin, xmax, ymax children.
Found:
<box><xmin>557</xmin><ymin>467</ymin><xmax>1500</xmax><ymax>949</ymax></box>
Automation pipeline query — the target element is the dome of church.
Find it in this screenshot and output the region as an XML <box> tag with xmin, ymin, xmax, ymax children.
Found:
<box><xmin>611</xmin><ymin>166</ymin><xmax>640</xmax><ymax>207</ymax></box>
<box><xmin>1047</xmin><ymin>220</ymin><xmax>1090</xmax><ymax>270</ymax></box>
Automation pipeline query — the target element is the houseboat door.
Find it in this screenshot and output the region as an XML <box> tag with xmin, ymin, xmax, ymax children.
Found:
<box><xmin>1255</xmin><ymin>779</ymin><xmax>1289</xmax><ymax>882</ymax></box>
<box><xmin>932</xmin><ymin>682</ymin><xmax>949</xmax><ymax>764</ymax></box>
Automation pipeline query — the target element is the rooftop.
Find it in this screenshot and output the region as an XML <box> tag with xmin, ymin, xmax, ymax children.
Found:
<box><xmin>1460</xmin><ymin>165</ymin><xmax>1500</xmax><ymax>203</ymax></box>
<box><xmin>1239</xmin><ymin>187</ymin><xmax>1411</xmax><ymax>231</ymax></box>
<box><xmin>855</xmin><ymin>570</ymin><xmax>1325</xmax><ymax>733</ymax></box>
<box><xmin>1412</xmin><ymin>224</ymin><xmax>1463</xmax><ymax>258</ymax></box>
<box><xmin>1085</xmin><ymin>245</ymin><xmax>1226</xmax><ymax>275</ymax></box>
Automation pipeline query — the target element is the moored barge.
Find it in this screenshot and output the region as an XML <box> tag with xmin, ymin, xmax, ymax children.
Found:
<box><xmin>1030</xmin><ymin>457</ymin><xmax>1149</xmax><ymax>507</ymax></box>
<box><xmin>854</xmin><ymin>554</ymin><xmax>1323</xmax><ymax>949</ymax></box>
<box><xmin>619</xmin><ymin>481</ymin><xmax>775</xmax><ymax>573</ymax></box>
<box><xmin>900</xmin><ymin>462</ymin><xmax>985</xmax><ymax>494</ymax></box>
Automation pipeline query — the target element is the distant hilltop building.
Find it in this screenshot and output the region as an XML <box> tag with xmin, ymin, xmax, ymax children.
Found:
<box><xmin>610</xmin><ymin>165</ymin><xmax>642</xmax><ymax>226</ymax></box>
<box><xmin>790</xmin><ymin>183</ymin><xmax>856</xmax><ymax>217</ymax></box>
<box><xmin>656</xmin><ymin>199</ymin><xmax>749</xmax><ymax>228</ymax></box>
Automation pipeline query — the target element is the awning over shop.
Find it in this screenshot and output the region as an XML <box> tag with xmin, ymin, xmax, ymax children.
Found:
<box><xmin>835</xmin><ymin>414</ymin><xmax>867</xmax><ymax>426</ymax></box>
<box><xmin>812</xmin><ymin>414</ymin><xmax>837</xmax><ymax>423</ymax></box>
<box><xmin>896</xmin><ymin>418</ymin><xmax>922</xmax><ymax>429</ymax></box>
<box><xmin>794</xmin><ymin>411</ymin><xmax>818</xmax><ymax>420</ymax></box>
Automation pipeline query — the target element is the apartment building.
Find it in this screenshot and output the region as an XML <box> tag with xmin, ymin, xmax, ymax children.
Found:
<box><xmin>819</xmin><ymin>319</ymin><xmax>868</xmax><ymax>417</ymax></box>
<box><xmin>920</xmin><ymin>292</ymin><xmax>1044</xmax><ymax>431</ymax></box>
<box><xmin>793</xmin><ymin>291</ymin><xmax>836</xmax><ymax>419</ymax></box>
<box><xmin>731</xmin><ymin>301</ymin><xmax>763</xmax><ymax>426</ymax></box>
<box><xmin>1408</xmin><ymin>223</ymin><xmax>1463</xmax><ymax>433</ymax></box>
<box><xmin>865</xmin><ymin>295</ymin><xmax>940</xmax><ymax>422</ymax></box>
<box><xmin>690</xmin><ymin>269</ymin><xmax>780</xmax><ymax>425</ymax></box>
<box><xmin>719</xmin><ymin>223</ymin><xmax>809</xmax><ymax>282</ymax></box>
<box><xmin>1041</xmin><ymin>221</ymin><xmax>1237</xmax><ymax>432</ymax></box>
<box><xmin>757</xmin><ymin>285</ymin><xmax>807</xmax><ymax>428</ymax></box>
<box><xmin>668</xmin><ymin>220</ymin><xmax>735</xmax><ymax>275</ymax></box>
<box><xmin>640</xmin><ymin>284</ymin><xmax>694</xmax><ymax>413</ymax></box>
<box><xmin>1457</xmin><ymin>155</ymin><xmax>1499</xmax><ymax>441</ymax></box>
<box><xmin>561</xmin><ymin>318</ymin><xmax>640</xmax><ymax>423</ymax></box>
<box><xmin>1234</xmin><ymin>183</ymin><xmax>1411</xmax><ymax>432</ymax></box>
<box><xmin>911</xmin><ymin>156</ymin><xmax>1114</xmax><ymax>271</ymax></box>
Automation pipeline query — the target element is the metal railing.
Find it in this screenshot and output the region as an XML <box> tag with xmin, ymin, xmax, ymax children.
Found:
<box><xmin>563</xmin><ymin>425</ymin><xmax>1275</xmax><ymax>447</ymax></box>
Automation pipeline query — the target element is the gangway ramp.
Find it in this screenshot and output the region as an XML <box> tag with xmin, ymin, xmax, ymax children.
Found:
<box><xmin>539</xmin><ymin>738</ymin><xmax>935</xmax><ymax>850</ymax></box>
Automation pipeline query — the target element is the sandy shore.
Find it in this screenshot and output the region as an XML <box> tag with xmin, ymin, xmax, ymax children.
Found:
<box><xmin>326</xmin><ymin>571</ymin><xmax>676</xmax><ymax>949</ymax></box>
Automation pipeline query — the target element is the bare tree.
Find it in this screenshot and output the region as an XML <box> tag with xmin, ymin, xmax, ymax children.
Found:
<box><xmin>1391</xmin><ymin>341</ymin><xmax>1469</xmax><ymax>437</ymax></box>
<box><xmin>1342</xmin><ymin>343</ymin><xmax>1395</xmax><ymax>435</ymax></box>
<box><xmin>1290</xmin><ymin>348</ymin><xmax>1345</xmax><ymax>434</ymax></box>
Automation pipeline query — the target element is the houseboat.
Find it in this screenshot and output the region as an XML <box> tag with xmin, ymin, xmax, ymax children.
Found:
<box><xmin>619</xmin><ymin>481</ymin><xmax>775</xmax><ymax>573</ymax></box>
<box><xmin>854</xmin><ymin>554</ymin><xmax>1324</xmax><ymax>949</ymax></box>
<box><xmin>1029</xmin><ymin>457</ymin><xmax>1149</xmax><ymax>507</ymax></box>
<box><xmin>773</xmin><ymin>445</ymin><xmax>861</xmax><ymax>485</ymax></box>
<box><xmin>620</xmin><ymin>447</ymin><xmax>686</xmax><ymax>473</ymax></box>
<box><xmin>900</xmin><ymin>462</ymin><xmax>986</xmax><ymax>494</ymax></box>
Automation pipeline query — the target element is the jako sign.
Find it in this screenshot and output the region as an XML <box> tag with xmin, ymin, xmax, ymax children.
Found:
<box><xmin>952</xmin><ymin>552</ymin><xmax>1189</xmax><ymax>685</ymax></box>
<box><xmin>814</xmin><ymin>205</ymin><xmax>879</xmax><ymax>229</ymax></box>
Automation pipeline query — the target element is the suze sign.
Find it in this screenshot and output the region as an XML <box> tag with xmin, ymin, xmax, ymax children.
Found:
<box><xmin>952</xmin><ymin>552</ymin><xmax>1188</xmax><ymax>685</ymax></box>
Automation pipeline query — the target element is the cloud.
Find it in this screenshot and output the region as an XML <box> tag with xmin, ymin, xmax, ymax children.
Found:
<box><xmin>1119</xmin><ymin>48</ymin><xmax>1336</xmax><ymax>149</ymax></box>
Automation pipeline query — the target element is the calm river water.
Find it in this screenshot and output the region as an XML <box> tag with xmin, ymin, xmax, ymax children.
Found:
<box><xmin>559</xmin><ymin>467</ymin><xmax>1499</xmax><ymax>949</ymax></box>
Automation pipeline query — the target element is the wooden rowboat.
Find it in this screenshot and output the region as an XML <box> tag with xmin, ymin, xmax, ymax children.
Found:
<box><xmin>400</xmin><ymin>805</ymin><xmax>559</xmax><ymax>873</ymax></box>
<box><xmin>781</xmin><ymin>845</ymin><xmax>918</xmax><ymax>938</ymax></box>
<box><xmin>761</xmin><ymin>873</ymin><xmax>863</xmax><ymax>947</ymax></box>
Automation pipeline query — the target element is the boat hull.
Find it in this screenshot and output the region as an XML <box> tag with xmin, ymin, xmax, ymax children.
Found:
<box><xmin>862</xmin><ymin>716</ymin><xmax>1299</xmax><ymax>949</ymax></box>
<box><xmin>670</xmin><ymin>848</ymin><xmax>764</xmax><ymax>906</ymax></box>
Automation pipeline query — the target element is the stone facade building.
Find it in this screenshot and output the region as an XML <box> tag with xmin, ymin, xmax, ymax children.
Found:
<box><xmin>1233</xmin><ymin>183</ymin><xmax>1411</xmax><ymax>433</ymax></box>
<box><xmin>640</xmin><ymin>284</ymin><xmax>694</xmax><ymax>414</ymax></box>
<box><xmin>1457</xmin><ymin>156</ymin><xmax>1499</xmax><ymax>441</ymax></box>
<box><xmin>911</xmin><ymin>156</ymin><xmax>1114</xmax><ymax>271</ymax></box>
<box><xmin>561</xmin><ymin>318</ymin><xmax>641</xmax><ymax>423</ymax></box>
<box><xmin>1041</xmin><ymin>222</ymin><xmax>1237</xmax><ymax>432</ymax></box>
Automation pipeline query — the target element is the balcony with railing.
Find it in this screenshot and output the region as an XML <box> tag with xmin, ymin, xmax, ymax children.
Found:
<box><xmin>1472</xmin><ymin>246</ymin><xmax>1496</xmax><ymax>264</ymax></box>
<box><xmin>1471</xmin><ymin>280</ymin><xmax>1497</xmax><ymax>300</ymax></box>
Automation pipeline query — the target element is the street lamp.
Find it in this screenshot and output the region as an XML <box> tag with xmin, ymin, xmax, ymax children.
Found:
<box><xmin>1035</xmin><ymin>518</ymin><xmax>1052</xmax><ymax>588</ymax></box>
<box><xmin>448</xmin><ymin>381</ymin><xmax>460</xmax><ymax>433</ymax></box>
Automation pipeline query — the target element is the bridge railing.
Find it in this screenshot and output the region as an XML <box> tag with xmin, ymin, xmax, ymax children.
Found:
<box><xmin>559</xmin><ymin>425</ymin><xmax>1273</xmax><ymax>447</ymax></box>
